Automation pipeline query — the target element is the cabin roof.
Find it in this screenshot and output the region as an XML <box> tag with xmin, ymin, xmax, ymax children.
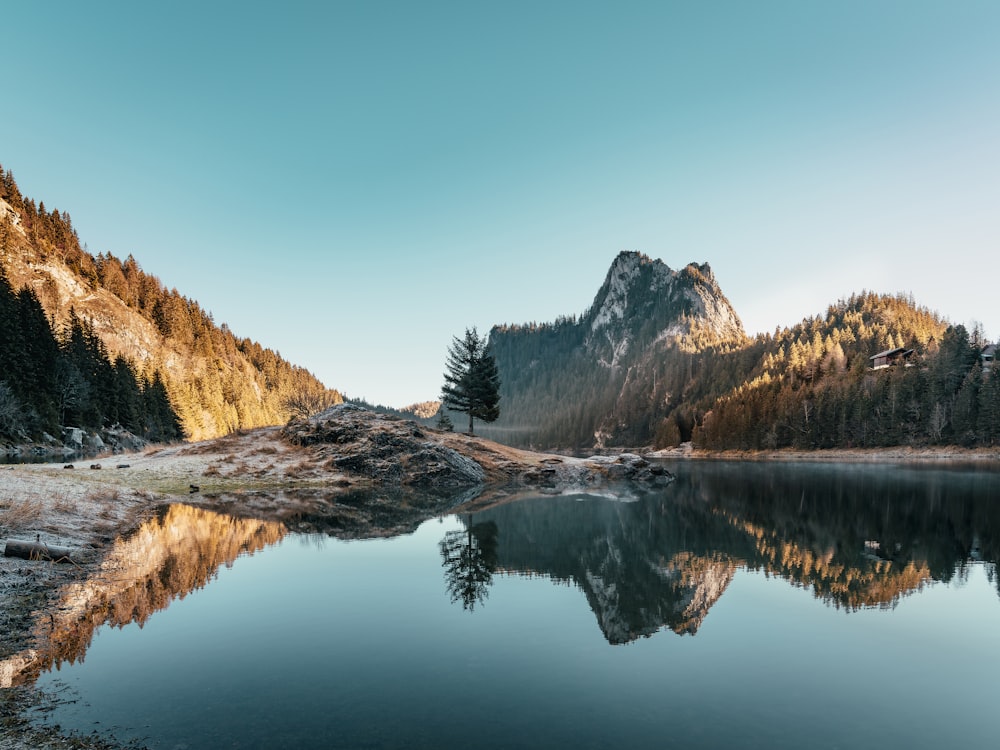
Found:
<box><xmin>869</xmin><ymin>347</ymin><xmax>909</xmax><ymax>360</ymax></box>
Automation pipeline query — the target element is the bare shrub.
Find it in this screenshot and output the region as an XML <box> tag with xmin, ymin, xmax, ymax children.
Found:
<box><xmin>283</xmin><ymin>389</ymin><xmax>343</xmax><ymax>421</ymax></box>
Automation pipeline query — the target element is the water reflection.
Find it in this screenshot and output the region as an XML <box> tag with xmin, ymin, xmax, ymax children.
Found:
<box><xmin>445</xmin><ymin>463</ymin><xmax>1000</xmax><ymax>644</ymax></box>
<box><xmin>10</xmin><ymin>463</ymin><xmax>1000</xmax><ymax>688</ymax></box>
<box><xmin>3</xmin><ymin>486</ymin><xmax>474</xmax><ymax>687</ymax></box>
<box><xmin>439</xmin><ymin>515</ymin><xmax>499</xmax><ymax>610</ymax></box>
<box><xmin>1</xmin><ymin>504</ymin><xmax>286</xmax><ymax>686</ymax></box>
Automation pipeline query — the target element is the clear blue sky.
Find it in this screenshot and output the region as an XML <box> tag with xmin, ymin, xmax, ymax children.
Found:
<box><xmin>3</xmin><ymin>1</ymin><xmax>999</xmax><ymax>406</ymax></box>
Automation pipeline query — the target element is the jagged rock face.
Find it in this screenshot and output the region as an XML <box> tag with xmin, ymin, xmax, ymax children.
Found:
<box><xmin>585</xmin><ymin>251</ymin><xmax>745</xmax><ymax>357</ymax></box>
<box><xmin>0</xmin><ymin>197</ymin><xmax>23</xmax><ymax>230</ymax></box>
<box><xmin>485</xmin><ymin>251</ymin><xmax>746</xmax><ymax>449</ymax></box>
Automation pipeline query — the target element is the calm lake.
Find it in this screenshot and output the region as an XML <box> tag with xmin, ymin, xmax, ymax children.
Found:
<box><xmin>33</xmin><ymin>461</ymin><xmax>1000</xmax><ymax>749</ymax></box>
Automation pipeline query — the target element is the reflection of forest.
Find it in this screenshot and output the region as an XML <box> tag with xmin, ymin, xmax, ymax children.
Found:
<box><xmin>4</xmin><ymin>486</ymin><xmax>472</xmax><ymax>687</ymax></box>
<box><xmin>16</xmin><ymin>504</ymin><xmax>285</xmax><ymax>682</ymax></box>
<box><xmin>460</xmin><ymin>464</ymin><xmax>1000</xmax><ymax>644</ymax></box>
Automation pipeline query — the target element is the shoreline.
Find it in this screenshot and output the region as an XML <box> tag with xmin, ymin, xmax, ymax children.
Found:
<box><xmin>647</xmin><ymin>443</ymin><xmax>1000</xmax><ymax>464</ymax></box>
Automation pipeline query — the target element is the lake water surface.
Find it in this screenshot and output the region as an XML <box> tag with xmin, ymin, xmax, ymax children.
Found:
<box><xmin>33</xmin><ymin>462</ymin><xmax>1000</xmax><ymax>748</ymax></box>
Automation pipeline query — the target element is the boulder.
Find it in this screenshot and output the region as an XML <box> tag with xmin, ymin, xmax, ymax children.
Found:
<box><xmin>103</xmin><ymin>424</ymin><xmax>148</xmax><ymax>453</ymax></box>
<box><xmin>63</xmin><ymin>427</ymin><xmax>84</xmax><ymax>449</ymax></box>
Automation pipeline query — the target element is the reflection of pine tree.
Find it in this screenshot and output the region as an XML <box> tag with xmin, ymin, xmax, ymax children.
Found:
<box><xmin>440</xmin><ymin>516</ymin><xmax>499</xmax><ymax>611</ymax></box>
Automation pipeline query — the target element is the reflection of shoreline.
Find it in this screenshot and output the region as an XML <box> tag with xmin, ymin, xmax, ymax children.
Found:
<box><xmin>1</xmin><ymin>504</ymin><xmax>285</xmax><ymax>687</ymax></box>
<box><xmin>456</xmin><ymin>466</ymin><xmax>1000</xmax><ymax>644</ymax></box>
<box><xmin>652</xmin><ymin>446</ymin><xmax>1000</xmax><ymax>464</ymax></box>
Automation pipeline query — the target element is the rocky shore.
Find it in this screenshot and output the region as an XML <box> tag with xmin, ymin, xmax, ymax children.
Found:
<box><xmin>2</xmin><ymin>425</ymin><xmax>148</xmax><ymax>463</ymax></box>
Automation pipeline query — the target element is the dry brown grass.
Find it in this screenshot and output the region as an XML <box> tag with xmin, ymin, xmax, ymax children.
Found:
<box><xmin>86</xmin><ymin>488</ymin><xmax>121</xmax><ymax>504</ymax></box>
<box><xmin>230</xmin><ymin>461</ymin><xmax>251</xmax><ymax>476</ymax></box>
<box><xmin>0</xmin><ymin>497</ymin><xmax>44</xmax><ymax>529</ymax></box>
<box><xmin>181</xmin><ymin>432</ymin><xmax>245</xmax><ymax>454</ymax></box>
<box><xmin>286</xmin><ymin>460</ymin><xmax>318</xmax><ymax>479</ymax></box>
<box><xmin>52</xmin><ymin>494</ymin><xmax>77</xmax><ymax>514</ymax></box>
<box><xmin>203</xmin><ymin>465</ymin><xmax>222</xmax><ymax>477</ymax></box>
<box><xmin>253</xmin><ymin>463</ymin><xmax>275</xmax><ymax>478</ymax></box>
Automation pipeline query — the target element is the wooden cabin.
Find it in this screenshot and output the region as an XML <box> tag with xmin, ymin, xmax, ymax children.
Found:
<box><xmin>870</xmin><ymin>347</ymin><xmax>914</xmax><ymax>370</ymax></box>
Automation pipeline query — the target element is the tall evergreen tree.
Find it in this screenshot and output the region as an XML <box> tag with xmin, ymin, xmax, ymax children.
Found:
<box><xmin>441</xmin><ymin>327</ymin><xmax>501</xmax><ymax>434</ymax></box>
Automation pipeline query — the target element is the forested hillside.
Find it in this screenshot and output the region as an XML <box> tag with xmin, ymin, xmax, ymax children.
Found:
<box><xmin>696</xmin><ymin>293</ymin><xmax>999</xmax><ymax>450</ymax></box>
<box><xmin>0</xmin><ymin>270</ymin><xmax>181</xmax><ymax>442</ymax></box>
<box><xmin>0</xmin><ymin>164</ymin><xmax>340</xmax><ymax>442</ymax></box>
<box><xmin>478</xmin><ymin>251</ymin><xmax>997</xmax><ymax>452</ymax></box>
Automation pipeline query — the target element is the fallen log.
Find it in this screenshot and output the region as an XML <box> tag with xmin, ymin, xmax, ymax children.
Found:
<box><xmin>3</xmin><ymin>540</ymin><xmax>76</xmax><ymax>564</ymax></box>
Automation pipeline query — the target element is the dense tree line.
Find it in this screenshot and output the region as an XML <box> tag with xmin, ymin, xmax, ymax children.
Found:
<box><xmin>484</xmin><ymin>286</ymin><xmax>997</xmax><ymax>451</ymax></box>
<box><xmin>696</xmin><ymin>294</ymin><xmax>999</xmax><ymax>450</ymax></box>
<box><xmin>486</xmin><ymin>315</ymin><xmax>750</xmax><ymax>449</ymax></box>
<box><xmin>1</xmin><ymin>164</ymin><xmax>339</xmax><ymax>440</ymax></box>
<box><xmin>0</xmin><ymin>268</ymin><xmax>181</xmax><ymax>441</ymax></box>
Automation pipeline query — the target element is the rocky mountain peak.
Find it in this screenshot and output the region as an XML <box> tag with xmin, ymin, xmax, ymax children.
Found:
<box><xmin>586</xmin><ymin>251</ymin><xmax>744</xmax><ymax>346</ymax></box>
<box><xmin>589</xmin><ymin>251</ymin><xmax>672</xmax><ymax>332</ymax></box>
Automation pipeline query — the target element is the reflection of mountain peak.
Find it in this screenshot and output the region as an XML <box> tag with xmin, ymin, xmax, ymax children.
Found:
<box><xmin>580</xmin><ymin>558</ymin><xmax>734</xmax><ymax>643</ymax></box>
<box><xmin>652</xmin><ymin>555</ymin><xmax>736</xmax><ymax>635</ymax></box>
<box><xmin>461</xmin><ymin>462</ymin><xmax>998</xmax><ymax>644</ymax></box>
<box><xmin>469</xmin><ymin>495</ymin><xmax>742</xmax><ymax>644</ymax></box>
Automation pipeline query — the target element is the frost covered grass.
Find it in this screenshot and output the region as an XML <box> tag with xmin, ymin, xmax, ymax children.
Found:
<box><xmin>0</xmin><ymin>498</ymin><xmax>44</xmax><ymax>531</ymax></box>
<box><xmin>51</xmin><ymin>494</ymin><xmax>77</xmax><ymax>514</ymax></box>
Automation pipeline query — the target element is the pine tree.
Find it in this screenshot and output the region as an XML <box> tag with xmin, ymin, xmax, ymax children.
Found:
<box><xmin>435</xmin><ymin>410</ymin><xmax>454</xmax><ymax>432</ymax></box>
<box><xmin>441</xmin><ymin>327</ymin><xmax>501</xmax><ymax>434</ymax></box>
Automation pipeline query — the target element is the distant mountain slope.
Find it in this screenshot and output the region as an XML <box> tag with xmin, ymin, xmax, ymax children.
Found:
<box><xmin>0</xmin><ymin>164</ymin><xmax>339</xmax><ymax>441</ymax></box>
<box><xmin>481</xmin><ymin>251</ymin><xmax>747</xmax><ymax>449</ymax></box>
<box><xmin>692</xmin><ymin>292</ymin><xmax>994</xmax><ymax>450</ymax></box>
<box><xmin>476</xmin><ymin>250</ymin><xmax>996</xmax><ymax>452</ymax></box>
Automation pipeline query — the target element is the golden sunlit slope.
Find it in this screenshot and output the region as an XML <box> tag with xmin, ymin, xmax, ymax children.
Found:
<box><xmin>0</xmin><ymin>167</ymin><xmax>340</xmax><ymax>440</ymax></box>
